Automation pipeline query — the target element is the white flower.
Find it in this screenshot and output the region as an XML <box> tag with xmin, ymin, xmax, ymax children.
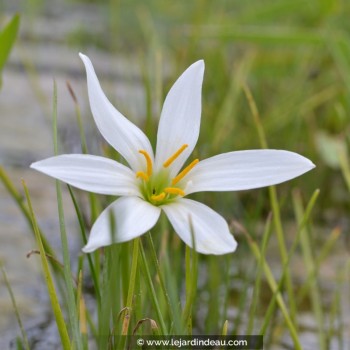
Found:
<box><xmin>31</xmin><ymin>54</ymin><xmax>315</xmax><ymax>255</ymax></box>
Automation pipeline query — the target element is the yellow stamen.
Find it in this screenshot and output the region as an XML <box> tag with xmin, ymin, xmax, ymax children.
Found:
<box><xmin>136</xmin><ymin>171</ymin><xmax>149</xmax><ymax>181</ymax></box>
<box><xmin>163</xmin><ymin>144</ymin><xmax>188</xmax><ymax>168</ymax></box>
<box><xmin>151</xmin><ymin>192</ymin><xmax>166</xmax><ymax>202</ymax></box>
<box><xmin>164</xmin><ymin>187</ymin><xmax>185</xmax><ymax>197</ymax></box>
<box><xmin>172</xmin><ymin>159</ymin><xmax>199</xmax><ymax>185</ymax></box>
<box><xmin>139</xmin><ymin>150</ymin><xmax>153</xmax><ymax>177</ymax></box>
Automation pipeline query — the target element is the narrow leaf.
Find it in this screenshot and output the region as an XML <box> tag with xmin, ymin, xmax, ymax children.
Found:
<box><xmin>0</xmin><ymin>14</ymin><xmax>20</xmax><ymax>86</ymax></box>
<box><xmin>22</xmin><ymin>180</ymin><xmax>71</xmax><ymax>349</ymax></box>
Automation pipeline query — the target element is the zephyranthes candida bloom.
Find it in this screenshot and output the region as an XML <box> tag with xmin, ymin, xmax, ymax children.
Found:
<box><xmin>31</xmin><ymin>54</ymin><xmax>315</xmax><ymax>255</ymax></box>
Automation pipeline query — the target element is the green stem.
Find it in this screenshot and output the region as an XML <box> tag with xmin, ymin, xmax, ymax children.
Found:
<box><xmin>122</xmin><ymin>238</ymin><xmax>140</xmax><ymax>335</ymax></box>
<box><xmin>182</xmin><ymin>245</ymin><xmax>198</xmax><ymax>332</ymax></box>
<box><xmin>53</xmin><ymin>80</ymin><xmax>82</xmax><ymax>350</ymax></box>
<box><xmin>139</xmin><ymin>241</ymin><xmax>168</xmax><ymax>334</ymax></box>
<box><xmin>67</xmin><ymin>185</ymin><xmax>101</xmax><ymax>302</ymax></box>
<box><xmin>146</xmin><ymin>232</ymin><xmax>174</xmax><ymax>323</ymax></box>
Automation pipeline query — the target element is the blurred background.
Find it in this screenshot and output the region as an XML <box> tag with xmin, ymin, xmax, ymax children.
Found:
<box><xmin>1</xmin><ymin>0</ymin><xmax>350</xmax><ymax>348</ymax></box>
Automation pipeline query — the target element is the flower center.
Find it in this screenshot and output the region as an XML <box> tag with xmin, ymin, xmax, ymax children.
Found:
<box><xmin>136</xmin><ymin>144</ymin><xmax>199</xmax><ymax>205</ymax></box>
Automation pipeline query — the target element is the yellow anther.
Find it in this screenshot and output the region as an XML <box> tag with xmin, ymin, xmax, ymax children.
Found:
<box><xmin>151</xmin><ymin>192</ymin><xmax>166</xmax><ymax>202</ymax></box>
<box><xmin>164</xmin><ymin>187</ymin><xmax>185</xmax><ymax>197</ymax></box>
<box><xmin>163</xmin><ymin>144</ymin><xmax>188</xmax><ymax>168</ymax></box>
<box><xmin>136</xmin><ymin>171</ymin><xmax>149</xmax><ymax>181</ymax></box>
<box><xmin>172</xmin><ymin>159</ymin><xmax>199</xmax><ymax>185</ymax></box>
<box><xmin>139</xmin><ymin>150</ymin><xmax>153</xmax><ymax>177</ymax></box>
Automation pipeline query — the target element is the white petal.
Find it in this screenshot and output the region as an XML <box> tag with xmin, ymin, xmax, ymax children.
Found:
<box><xmin>31</xmin><ymin>154</ymin><xmax>140</xmax><ymax>196</ymax></box>
<box><xmin>184</xmin><ymin>150</ymin><xmax>315</xmax><ymax>194</ymax></box>
<box><xmin>79</xmin><ymin>53</ymin><xmax>154</xmax><ymax>172</ymax></box>
<box><xmin>155</xmin><ymin>60</ymin><xmax>204</xmax><ymax>176</ymax></box>
<box><xmin>83</xmin><ymin>196</ymin><xmax>161</xmax><ymax>252</ymax></box>
<box><xmin>162</xmin><ymin>198</ymin><xmax>237</xmax><ymax>255</ymax></box>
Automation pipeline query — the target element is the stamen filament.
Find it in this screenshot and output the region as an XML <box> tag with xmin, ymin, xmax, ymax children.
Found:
<box><xmin>172</xmin><ymin>159</ymin><xmax>199</xmax><ymax>185</ymax></box>
<box><xmin>164</xmin><ymin>187</ymin><xmax>185</xmax><ymax>196</ymax></box>
<box><xmin>163</xmin><ymin>144</ymin><xmax>188</xmax><ymax>168</ymax></box>
<box><xmin>136</xmin><ymin>171</ymin><xmax>149</xmax><ymax>181</ymax></box>
<box><xmin>151</xmin><ymin>192</ymin><xmax>166</xmax><ymax>202</ymax></box>
<box><xmin>139</xmin><ymin>150</ymin><xmax>153</xmax><ymax>177</ymax></box>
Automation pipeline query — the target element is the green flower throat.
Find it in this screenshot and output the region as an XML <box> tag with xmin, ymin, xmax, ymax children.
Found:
<box><xmin>135</xmin><ymin>144</ymin><xmax>199</xmax><ymax>206</ymax></box>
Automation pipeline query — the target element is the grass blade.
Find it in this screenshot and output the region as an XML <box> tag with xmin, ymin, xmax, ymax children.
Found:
<box><xmin>246</xmin><ymin>232</ymin><xmax>301</xmax><ymax>349</ymax></box>
<box><xmin>292</xmin><ymin>189</ymin><xmax>326</xmax><ymax>349</ymax></box>
<box><xmin>0</xmin><ymin>14</ymin><xmax>20</xmax><ymax>87</ymax></box>
<box><xmin>67</xmin><ymin>185</ymin><xmax>101</xmax><ymax>301</ymax></box>
<box><xmin>243</xmin><ymin>83</ymin><xmax>297</xmax><ymax>324</ymax></box>
<box><xmin>0</xmin><ymin>166</ymin><xmax>59</xmax><ymax>269</ymax></box>
<box><xmin>0</xmin><ymin>265</ymin><xmax>30</xmax><ymax>350</ymax></box>
<box><xmin>146</xmin><ymin>232</ymin><xmax>175</xmax><ymax>327</ymax></box>
<box><xmin>22</xmin><ymin>180</ymin><xmax>70</xmax><ymax>349</ymax></box>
